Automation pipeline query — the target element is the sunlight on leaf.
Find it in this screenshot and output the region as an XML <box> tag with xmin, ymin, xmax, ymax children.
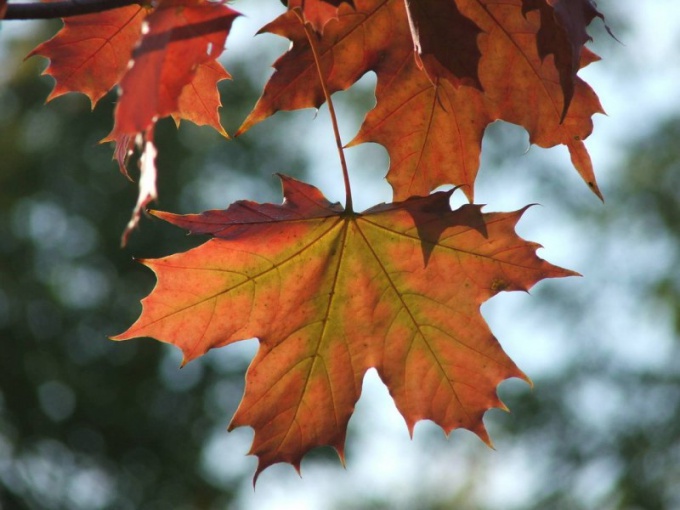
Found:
<box><xmin>115</xmin><ymin>176</ymin><xmax>575</xmax><ymax>478</ymax></box>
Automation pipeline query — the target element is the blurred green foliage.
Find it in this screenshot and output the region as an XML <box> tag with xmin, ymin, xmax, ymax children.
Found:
<box><xmin>0</xmin><ymin>26</ymin><xmax>312</xmax><ymax>508</ymax></box>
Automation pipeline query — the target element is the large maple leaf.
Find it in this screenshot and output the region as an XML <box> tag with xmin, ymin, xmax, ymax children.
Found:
<box><xmin>114</xmin><ymin>175</ymin><xmax>574</xmax><ymax>477</ymax></box>
<box><xmin>238</xmin><ymin>0</ymin><xmax>604</xmax><ymax>201</ymax></box>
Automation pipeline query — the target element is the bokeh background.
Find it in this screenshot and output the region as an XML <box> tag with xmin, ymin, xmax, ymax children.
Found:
<box><xmin>1</xmin><ymin>1</ymin><xmax>679</xmax><ymax>508</ymax></box>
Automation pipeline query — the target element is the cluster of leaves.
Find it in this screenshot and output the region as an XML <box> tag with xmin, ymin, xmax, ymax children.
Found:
<box><xmin>4</xmin><ymin>0</ymin><xmax>607</xmax><ymax>479</ymax></box>
<box><xmin>25</xmin><ymin>0</ymin><xmax>240</xmax><ymax>241</ymax></box>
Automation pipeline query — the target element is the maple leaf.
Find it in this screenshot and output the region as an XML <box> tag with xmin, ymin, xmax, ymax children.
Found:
<box><xmin>26</xmin><ymin>0</ymin><xmax>239</xmax><ymax>243</ymax></box>
<box><xmin>283</xmin><ymin>0</ymin><xmax>355</xmax><ymax>32</ymax></box>
<box><xmin>172</xmin><ymin>60</ymin><xmax>231</xmax><ymax>137</ymax></box>
<box><xmin>522</xmin><ymin>0</ymin><xmax>607</xmax><ymax>120</ymax></box>
<box><xmin>239</xmin><ymin>0</ymin><xmax>605</xmax><ymax>201</ymax></box>
<box><xmin>95</xmin><ymin>0</ymin><xmax>238</xmax><ymax>243</ymax></box>
<box><xmin>356</xmin><ymin>0</ymin><xmax>606</xmax><ymax>200</ymax></box>
<box><xmin>112</xmin><ymin>0</ymin><xmax>239</xmax><ymax>136</ymax></box>
<box><xmin>403</xmin><ymin>0</ymin><xmax>483</xmax><ymax>87</ymax></box>
<box><xmin>27</xmin><ymin>4</ymin><xmax>147</xmax><ymax>106</ymax></box>
<box><xmin>114</xmin><ymin>175</ymin><xmax>574</xmax><ymax>478</ymax></box>
<box><xmin>347</xmin><ymin>48</ymin><xmax>490</xmax><ymax>202</ymax></box>
<box><xmin>465</xmin><ymin>0</ymin><xmax>605</xmax><ymax>197</ymax></box>
<box><xmin>235</xmin><ymin>0</ymin><xmax>400</xmax><ymax>136</ymax></box>
<box><xmin>28</xmin><ymin>0</ymin><xmax>237</xmax><ymax>134</ymax></box>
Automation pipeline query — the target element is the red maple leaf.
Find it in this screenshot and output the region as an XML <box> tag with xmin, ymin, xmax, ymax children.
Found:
<box><xmin>108</xmin><ymin>0</ymin><xmax>238</xmax><ymax>243</ymax></box>
<box><xmin>284</xmin><ymin>0</ymin><xmax>355</xmax><ymax>32</ymax></box>
<box><xmin>114</xmin><ymin>175</ymin><xmax>574</xmax><ymax>478</ymax></box>
<box><xmin>404</xmin><ymin>0</ymin><xmax>483</xmax><ymax>87</ymax></box>
<box><xmin>112</xmin><ymin>0</ymin><xmax>238</xmax><ymax>136</ymax></box>
<box><xmin>27</xmin><ymin>4</ymin><xmax>146</xmax><ymax>106</ymax></box>
<box><xmin>28</xmin><ymin>0</ymin><xmax>239</xmax><ymax>244</ymax></box>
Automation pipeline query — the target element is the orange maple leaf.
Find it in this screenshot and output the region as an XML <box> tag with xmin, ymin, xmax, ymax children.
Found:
<box><xmin>114</xmin><ymin>175</ymin><xmax>574</xmax><ymax>478</ymax></box>
<box><xmin>235</xmin><ymin>0</ymin><xmax>400</xmax><ymax>136</ymax></box>
<box><xmin>236</xmin><ymin>0</ymin><xmax>402</xmax><ymax>135</ymax></box>
<box><xmin>28</xmin><ymin>4</ymin><xmax>146</xmax><ymax>106</ymax></box>
<box><xmin>239</xmin><ymin>0</ymin><xmax>604</xmax><ymax>201</ymax></box>
<box><xmin>347</xmin><ymin>47</ymin><xmax>490</xmax><ymax>202</ymax></box>
<box><xmin>464</xmin><ymin>0</ymin><xmax>605</xmax><ymax>198</ymax></box>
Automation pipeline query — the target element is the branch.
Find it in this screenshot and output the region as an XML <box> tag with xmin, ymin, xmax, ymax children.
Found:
<box><xmin>3</xmin><ymin>0</ymin><xmax>142</xmax><ymax>20</ymax></box>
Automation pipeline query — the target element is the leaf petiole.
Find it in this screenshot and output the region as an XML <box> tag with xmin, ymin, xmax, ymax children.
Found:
<box><xmin>293</xmin><ymin>9</ymin><xmax>354</xmax><ymax>213</ymax></box>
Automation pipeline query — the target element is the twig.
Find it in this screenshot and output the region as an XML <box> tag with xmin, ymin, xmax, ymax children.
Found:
<box><xmin>3</xmin><ymin>0</ymin><xmax>142</xmax><ymax>20</ymax></box>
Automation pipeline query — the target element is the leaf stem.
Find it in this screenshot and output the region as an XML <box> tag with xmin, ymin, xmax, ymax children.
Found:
<box><xmin>293</xmin><ymin>10</ymin><xmax>353</xmax><ymax>213</ymax></box>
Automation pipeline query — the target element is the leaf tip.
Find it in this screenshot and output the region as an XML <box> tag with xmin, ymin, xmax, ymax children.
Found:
<box><xmin>251</xmin><ymin>469</ymin><xmax>261</xmax><ymax>489</ymax></box>
<box><xmin>405</xmin><ymin>419</ymin><xmax>416</xmax><ymax>439</ymax></box>
<box><xmin>147</xmin><ymin>209</ymin><xmax>165</xmax><ymax>220</ymax></box>
<box><xmin>473</xmin><ymin>423</ymin><xmax>494</xmax><ymax>449</ymax></box>
<box><xmin>512</xmin><ymin>365</ymin><xmax>533</xmax><ymax>389</ymax></box>
<box><xmin>109</xmin><ymin>328</ymin><xmax>132</xmax><ymax>342</ymax></box>
<box><xmin>217</xmin><ymin>125</ymin><xmax>231</xmax><ymax>139</ymax></box>
<box><xmin>234</xmin><ymin>117</ymin><xmax>256</xmax><ymax>138</ymax></box>
<box><xmin>589</xmin><ymin>180</ymin><xmax>605</xmax><ymax>202</ymax></box>
<box><xmin>335</xmin><ymin>444</ymin><xmax>347</xmax><ymax>468</ymax></box>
